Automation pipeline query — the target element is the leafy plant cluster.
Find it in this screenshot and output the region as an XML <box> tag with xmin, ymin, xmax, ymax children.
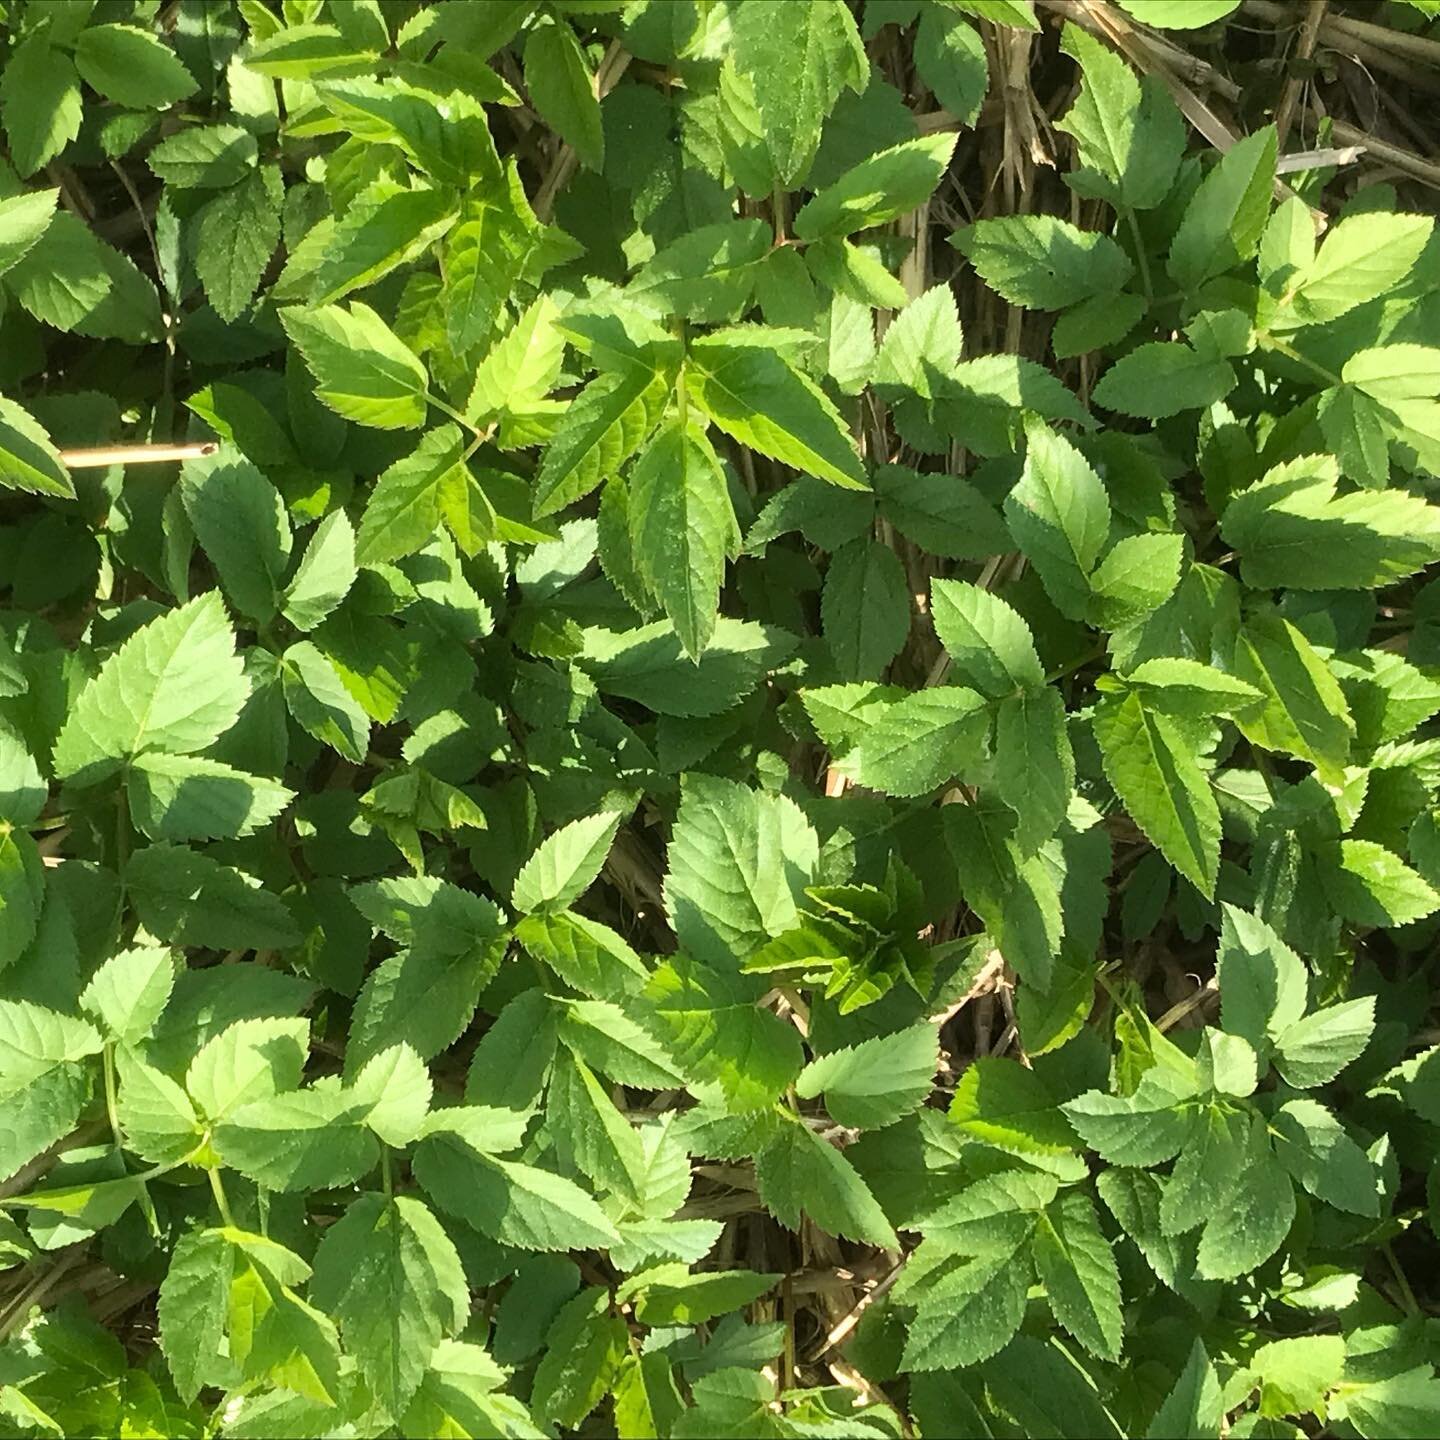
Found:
<box><xmin>0</xmin><ymin>0</ymin><xmax>1439</xmax><ymax>1435</ymax></box>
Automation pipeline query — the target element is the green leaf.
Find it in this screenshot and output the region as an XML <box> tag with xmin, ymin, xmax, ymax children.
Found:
<box><xmin>914</xmin><ymin>7</ymin><xmax>988</xmax><ymax>126</ymax></box>
<box><xmin>1345</xmin><ymin>1367</ymin><xmax>1440</xmax><ymax>1439</ymax></box>
<box><xmin>515</xmin><ymin>912</ymin><xmax>650</xmax><ymax>1002</ymax></box>
<box><xmin>931</xmin><ymin>579</ymin><xmax>1044</xmax><ymax>697</ymax></box>
<box><xmin>127</xmin><ymin>845</ymin><xmax>302</xmax><ymax>951</ymax></box>
<box><xmin>351</xmin><ymin>1045</ymin><xmax>433</xmax><ymax>1146</ymax></box>
<box><xmin>356</xmin><ymin>426</ymin><xmax>471</xmax><ymax>567</ymax></box>
<box><xmin>797</xmin><ymin>1024</ymin><xmax>938</xmax><ymax>1129</ymax></box>
<box><xmin>1034</xmin><ymin>1191</ymin><xmax>1123</xmax><ymax>1360</ymax></box>
<box><xmin>730</xmin><ymin>0</ymin><xmax>868</xmax><ymax>184</ymax></box>
<box><xmin>872</xmin><ymin>284</ymin><xmax>963</xmax><ymax>393</ymax></box>
<box><xmin>755</xmin><ymin>1117</ymin><xmax>898</xmax><ymax>1247</ymax></box>
<box><xmin>630</xmin><ymin>220</ymin><xmax>771</xmax><ymax>325</ymax></box>
<box><xmin>73</xmin><ymin>23</ymin><xmax>198</xmax><ymax>108</ymax></box>
<box><xmin>1221</xmin><ymin>457</ymin><xmax>1440</xmax><ymax>590</ymax></box>
<box><xmin>1233</xmin><ymin>613</ymin><xmax>1353</xmax><ymax>779</ymax></box>
<box><xmin>1281</xmin><ymin>213</ymin><xmax>1434</xmax><ymax>327</ymax></box>
<box><xmin>186</xmin><ymin>1018</ymin><xmax>309</xmax><ymax>1123</ymax></box>
<box><xmin>414</xmin><ymin>1137</ymin><xmax>622</xmax><ymax>1252</ymax></box>
<box><xmin>158</xmin><ymin>1229</ymin><xmax>235</xmax><ymax>1402</ymax></box>
<box><xmin>1272</xmin><ymin>1098</ymin><xmax>1379</xmax><ymax>1216</ymax></box>
<box><xmin>0</xmin><ymin>189</ymin><xmax>58</xmax><ymax>280</ymax></box>
<box><xmin>1167</xmin><ymin>127</ymin><xmax>1276</xmax><ymax>290</ymax></box>
<box><xmin>1094</xmin><ymin>690</ymin><xmax>1221</xmax><ymax>896</ymax></box>
<box><xmin>950</xmin><ymin>1057</ymin><xmax>1079</xmax><ymax>1168</ymax></box>
<box><xmin>281</xmin><ymin>302</ymin><xmax>430</xmax><ymax>430</ymax></box>
<box><xmin>582</xmin><ymin>618</ymin><xmax>796</xmax><ymax>718</ymax></box>
<box><xmin>1056</xmin><ymin>23</ymin><xmax>1185</xmax><ymax>210</ymax></box>
<box><xmin>873</xmin><ymin>465</ymin><xmax>1010</xmax><ymax>560</ymax></box>
<box><xmin>1324</xmin><ymin>838</ymin><xmax>1440</xmax><ymax>927</ymax></box>
<box><xmin>195</xmin><ymin>165</ymin><xmax>283</xmax><ymax>321</ymax></box>
<box><xmin>282</xmin><ymin>510</ymin><xmax>357</xmax><ymax>632</ymax></box>
<box><xmin>310</xmin><ymin>1193</ymin><xmax>468</xmax><ymax>1420</ymax></box>
<box><xmin>1093</xmin><ymin>342</ymin><xmax>1235</xmax><ymax>420</ymax></box>
<box><xmin>181</xmin><ymin>455</ymin><xmax>292</xmax><ymax>624</ymax></box>
<box><xmin>822</xmin><ymin>538</ymin><xmax>911</xmax><ymax>680</ymax></box>
<box><xmin>549</xmin><ymin>1049</ymin><xmax>647</xmax><ymax>1202</ymax></box>
<box><xmin>1195</xmin><ymin>1123</ymin><xmax>1294</xmax><ymax>1279</ymax></box>
<box><xmin>281</xmin><ymin>640</ymin><xmax>371</xmax><ymax>763</ymax></box>
<box><xmin>620</xmin><ymin>1264</ymin><xmax>779</xmax><ymax>1326</ymax></box>
<box><xmin>1087</xmin><ymin>533</ymin><xmax>1184</xmax><ymax>627</ymax></box>
<box><xmin>467</xmin><ymin>295</ymin><xmax>565</xmax><ymax>424</ymax></box>
<box><xmin>995</xmin><ymin>686</ymin><xmax>1074</xmax><ymax>854</ymax></box>
<box><xmin>312</xmin><ymin>179</ymin><xmax>456</xmax><ymax>307</ymax></box>
<box><xmin>902</xmin><ymin>1251</ymin><xmax>1030</xmax><ymax>1371</ymax></box>
<box><xmin>795</xmin><ymin>133</ymin><xmax>958</xmax><ymax>240</ymax></box>
<box><xmin>642</xmin><ymin>956</ymin><xmax>803</xmax><ymax>1112</ymax></box>
<box><xmin>513</xmin><ymin>810</ymin><xmax>623</xmax><ymax>916</ymax></box>
<box><xmin>1147</xmin><ymin>1339</ymin><xmax>1223</xmax><ymax>1440</ymax></box>
<box><xmin>1006</xmin><ymin>420</ymin><xmax>1110</xmax><ymax>622</ymax></box>
<box><xmin>148</xmin><ymin>124</ymin><xmax>258</xmax><ymax>188</ymax></box>
<box><xmin>629</xmin><ymin>419</ymin><xmax>737</xmax><ymax>659</ymax></box>
<box><xmin>79</xmin><ymin>946</ymin><xmax>175</xmax><ymax>1047</ymax></box>
<box><xmin>0</xmin><ymin>1002</ymin><xmax>103</xmax><ymax>1180</ymax></box>
<box><xmin>531</xmin><ymin>1288</ymin><xmax>627</xmax><ymax>1430</ymax></box>
<box><xmin>954</xmin><ymin>215</ymin><xmax>1132</xmax><ymax>309</ymax></box>
<box><xmin>525</xmin><ymin>20</ymin><xmax>604</xmax><ymax>171</ymax></box>
<box><xmin>53</xmin><ymin>592</ymin><xmax>249</xmax><ymax>787</ymax></box>
<box><xmin>832</xmin><ymin>687</ymin><xmax>991</xmax><ymax>797</ymax></box>
<box><xmin>115</xmin><ymin>1049</ymin><xmax>200</xmax><ymax>1163</ymax></box>
<box><xmin>662</xmin><ymin>773</ymin><xmax>816</xmax><ymax>966</ymax></box>
<box><xmin>1273</xmin><ymin>996</ymin><xmax>1376</xmax><ymax>1089</ymax></box>
<box><xmin>688</xmin><ymin>333</ymin><xmax>867</xmax><ymax>489</ymax></box>
<box><xmin>0</xmin><ymin>36</ymin><xmax>82</xmax><ymax>178</ymax></box>
<box><xmin>128</xmin><ymin>754</ymin><xmax>293</xmax><ymax>842</ymax></box>
<box><xmin>0</xmin><ymin>396</ymin><xmax>75</xmax><ymax>500</ymax></box>
<box><xmin>1119</xmin><ymin>0</ymin><xmax>1239</xmax><ymax>23</ymax></box>
<box><xmin>215</xmin><ymin>1089</ymin><xmax>379</xmax><ymax>1191</ymax></box>
<box><xmin>534</xmin><ymin>364</ymin><xmax>668</xmax><ymax>517</ymax></box>
<box><xmin>1215</xmin><ymin>905</ymin><xmax>1307</xmax><ymax>1049</ymax></box>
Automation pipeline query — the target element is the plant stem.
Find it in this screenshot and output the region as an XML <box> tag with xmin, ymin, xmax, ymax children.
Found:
<box><xmin>102</xmin><ymin>1045</ymin><xmax>122</xmax><ymax>1150</ymax></box>
<box><xmin>1256</xmin><ymin>332</ymin><xmax>1342</xmax><ymax>386</ymax></box>
<box><xmin>1124</xmin><ymin>209</ymin><xmax>1153</xmax><ymax>303</ymax></box>
<box><xmin>208</xmin><ymin>1166</ymin><xmax>237</xmax><ymax>1228</ymax></box>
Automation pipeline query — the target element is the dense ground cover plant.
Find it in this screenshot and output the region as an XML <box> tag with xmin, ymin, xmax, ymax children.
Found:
<box><xmin>1</xmin><ymin>0</ymin><xmax>1440</xmax><ymax>1434</ymax></box>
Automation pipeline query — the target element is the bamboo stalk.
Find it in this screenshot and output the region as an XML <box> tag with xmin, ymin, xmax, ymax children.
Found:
<box><xmin>58</xmin><ymin>441</ymin><xmax>218</xmax><ymax>469</ymax></box>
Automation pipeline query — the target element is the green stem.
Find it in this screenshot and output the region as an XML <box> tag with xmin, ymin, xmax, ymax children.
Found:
<box><xmin>1383</xmin><ymin>1242</ymin><xmax>1420</xmax><ymax>1317</ymax></box>
<box><xmin>426</xmin><ymin>392</ymin><xmax>483</xmax><ymax>436</ymax></box>
<box><xmin>208</xmin><ymin>1166</ymin><xmax>237</xmax><ymax>1228</ymax></box>
<box><xmin>1124</xmin><ymin>209</ymin><xmax>1153</xmax><ymax>304</ymax></box>
<box><xmin>102</xmin><ymin>1045</ymin><xmax>122</xmax><ymax>1151</ymax></box>
<box><xmin>1256</xmin><ymin>332</ymin><xmax>1342</xmax><ymax>387</ymax></box>
<box><xmin>381</xmin><ymin>1146</ymin><xmax>394</xmax><ymax>1199</ymax></box>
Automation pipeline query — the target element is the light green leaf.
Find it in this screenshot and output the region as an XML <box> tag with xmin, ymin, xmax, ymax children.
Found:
<box><xmin>1094</xmin><ymin>690</ymin><xmax>1221</xmax><ymax>895</ymax></box>
<box><xmin>1323</xmin><ymin>838</ymin><xmax>1440</xmax><ymax>928</ymax></box>
<box><xmin>931</xmin><ymin>579</ymin><xmax>1044</xmax><ymax>697</ymax></box>
<box><xmin>283</xmin><ymin>510</ymin><xmax>356</xmax><ymax>632</ymax></box>
<box><xmin>79</xmin><ymin>946</ymin><xmax>176</xmax><ymax>1047</ymax></box>
<box><xmin>186</xmin><ymin>1018</ymin><xmax>310</xmax><ymax>1123</ymax></box>
<box><xmin>902</xmin><ymin>1251</ymin><xmax>1030</xmax><ymax>1371</ymax></box>
<box><xmin>1056</xmin><ymin>23</ymin><xmax>1185</xmax><ymax>210</ymax></box>
<box><xmin>1215</xmin><ymin>905</ymin><xmax>1307</xmax><ymax>1049</ymax></box>
<box><xmin>515</xmin><ymin>912</ymin><xmax>650</xmax><ymax>1002</ymax></box>
<box><xmin>1281</xmin><ymin>213</ymin><xmax>1434</xmax><ymax>327</ymax></box>
<box><xmin>1034</xmin><ymin>1191</ymin><xmax>1123</xmax><ymax>1360</ymax></box>
<box><xmin>148</xmin><ymin>124</ymin><xmax>258</xmax><ymax>188</ymax></box>
<box><xmin>730</xmin><ymin>0</ymin><xmax>868</xmax><ymax>184</ymax></box>
<box><xmin>549</xmin><ymin>1049</ymin><xmax>647</xmax><ymax>1203</ymax></box>
<box><xmin>1093</xmin><ymin>342</ymin><xmax>1236</xmax><ymax>420</ymax></box>
<box><xmin>1274</xmin><ymin>996</ymin><xmax>1376</xmax><ymax>1089</ymax></box>
<box><xmin>0</xmin><ymin>1002</ymin><xmax>103</xmax><ymax>1181</ymax></box>
<box><xmin>1006</xmin><ymin>420</ymin><xmax>1110</xmax><ymax>621</ymax></box>
<box><xmin>662</xmin><ymin>773</ymin><xmax>816</xmax><ymax>966</ymax></box>
<box><xmin>1233</xmin><ymin>613</ymin><xmax>1353</xmax><ymax>779</ymax></box>
<box><xmin>620</xmin><ymin>1265</ymin><xmax>779</xmax><ymax>1326</ymax></box>
<box><xmin>1087</xmin><ymin>533</ymin><xmax>1184</xmax><ymax>627</ymax></box>
<box><xmin>1167</xmin><ymin>127</ymin><xmax>1276</xmax><ymax>290</ymax></box>
<box><xmin>872</xmin><ymin>284</ymin><xmax>963</xmax><ymax>392</ymax></box>
<box><xmin>467</xmin><ymin>295</ymin><xmax>566</xmax><ymax>424</ymax></box>
<box><xmin>0</xmin><ymin>36</ymin><xmax>82</xmax><ymax>178</ymax></box>
<box><xmin>216</xmin><ymin>1088</ymin><xmax>379</xmax><ymax>1191</ymax></box>
<box><xmin>0</xmin><ymin>396</ymin><xmax>76</xmax><ymax>500</ymax></box>
<box><xmin>795</xmin><ymin>133</ymin><xmax>958</xmax><ymax>240</ymax></box>
<box><xmin>642</xmin><ymin>956</ymin><xmax>803</xmax><ymax>1112</ymax></box>
<box><xmin>181</xmin><ymin>455</ymin><xmax>292</xmax><ymax>623</ymax></box>
<box><xmin>115</xmin><ymin>1049</ymin><xmax>200</xmax><ymax>1163</ymax></box>
<box><xmin>688</xmin><ymin>334</ymin><xmax>867</xmax><ymax>489</ymax></box>
<box><xmin>797</xmin><ymin>1024</ymin><xmax>938</xmax><ymax>1129</ymax></box>
<box><xmin>0</xmin><ymin>189</ymin><xmax>58</xmax><ymax>280</ymax></box>
<box><xmin>629</xmin><ymin>220</ymin><xmax>771</xmax><ymax>325</ymax></box>
<box><xmin>310</xmin><ymin>1193</ymin><xmax>468</xmax><ymax>1420</ymax></box>
<box><xmin>158</xmin><ymin>1229</ymin><xmax>235</xmax><ymax>1402</ymax></box>
<box><xmin>996</xmin><ymin>686</ymin><xmax>1074</xmax><ymax>854</ymax></box>
<box><xmin>414</xmin><ymin>1138</ymin><xmax>621</xmax><ymax>1252</ymax></box>
<box><xmin>1221</xmin><ymin>457</ymin><xmax>1440</xmax><ymax>589</ymax></box>
<box><xmin>1146</xmin><ymin>1339</ymin><xmax>1223</xmax><ymax>1440</ymax></box>
<box><xmin>1272</xmin><ymin>1098</ymin><xmax>1379</xmax><ymax>1217</ymax></box>
<box><xmin>629</xmin><ymin>419</ymin><xmax>736</xmax><ymax>659</ymax></box>
<box><xmin>281</xmin><ymin>640</ymin><xmax>371</xmax><ymax>763</ymax></box>
<box><xmin>53</xmin><ymin>592</ymin><xmax>249</xmax><ymax>787</ymax></box>
<box><xmin>950</xmin><ymin>1057</ymin><xmax>1079</xmax><ymax>1167</ymax></box>
<box><xmin>833</xmin><ymin>687</ymin><xmax>991</xmax><ymax>797</ymax></box>
<box><xmin>954</xmin><ymin>215</ymin><xmax>1132</xmax><ymax>309</ymax></box>
<box><xmin>195</xmin><ymin>165</ymin><xmax>283</xmax><ymax>321</ymax></box>
<box><xmin>755</xmin><ymin>1117</ymin><xmax>898</xmax><ymax>1247</ymax></box>
<box><xmin>356</xmin><ymin>426</ymin><xmax>471</xmax><ymax>568</ymax></box>
<box><xmin>513</xmin><ymin>811</ymin><xmax>623</xmax><ymax>916</ymax></box>
<box><xmin>350</xmin><ymin>1044</ymin><xmax>433</xmax><ymax>1146</ymax></box>
<box><xmin>281</xmin><ymin>302</ymin><xmax>430</xmax><ymax>430</ymax></box>
<box><xmin>1118</xmin><ymin>0</ymin><xmax>1238</xmax><ymax>23</ymax></box>
<box><xmin>73</xmin><ymin>23</ymin><xmax>197</xmax><ymax>108</ymax></box>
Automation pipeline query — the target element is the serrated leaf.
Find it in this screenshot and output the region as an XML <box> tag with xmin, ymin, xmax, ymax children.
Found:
<box><xmin>795</xmin><ymin>133</ymin><xmax>958</xmax><ymax>240</ymax></box>
<box><xmin>525</xmin><ymin>20</ymin><xmax>604</xmax><ymax>171</ymax></box>
<box><xmin>281</xmin><ymin>302</ymin><xmax>429</xmax><ymax>430</ymax></box>
<box><xmin>53</xmin><ymin>592</ymin><xmax>249</xmax><ymax>787</ymax></box>
<box><xmin>0</xmin><ymin>396</ymin><xmax>74</xmax><ymax>500</ymax></box>
<box><xmin>833</xmin><ymin>687</ymin><xmax>991</xmax><ymax>797</ymax></box>
<box><xmin>283</xmin><ymin>510</ymin><xmax>356</xmax><ymax>632</ymax></box>
<box><xmin>0</xmin><ymin>1002</ymin><xmax>103</xmax><ymax>1181</ymax></box>
<box><xmin>797</xmin><ymin>1024</ymin><xmax>938</xmax><ymax>1129</ymax></box>
<box><xmin>1093</xmin><ymin>343</ymin><xmax>1236</xmax><ymax>420</ymax></box>
<box><xmin>1034</xmin><ymin>1191</ymin><xmax>1123</xmax><ymax>1360</ymax></box>
<box><xmin>181</xmin><ymin>455</ymin><xmax>292</xmax><ymax>624</ymax></box>
<box><xmin>1273</xmin><ymin>996</ymin><xmax>1376</xmax><ymax>1089</ymax></box>
<box><xmin>513</xmin><ymin>810</ymin><xmax>623</xmax><ymax>916</ymax></box>
<box><xmin>1167</xmin><ymin>127</ymin><xmax>1276</xmax><ymax>290</ymax></box>
<box><xmin>955</xmin><ymin>215</ymin><xmax>1132</xmax><ymax>310</ymax></box>
<box><xmin>822</xmin><ymin>538</ymin><xmax>911</xmax><ymax>680</ymax></box>
<box><xmin>755</xmin><ymin>1118</ymin><xmax>897</xmax><ymax>1247</ymax></box>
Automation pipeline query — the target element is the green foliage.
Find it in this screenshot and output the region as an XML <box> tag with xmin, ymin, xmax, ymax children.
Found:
<box><xmin>1</xmin><ymin>2</ymin><xmax>1439</xmax><ymax>1438</ymax></box>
